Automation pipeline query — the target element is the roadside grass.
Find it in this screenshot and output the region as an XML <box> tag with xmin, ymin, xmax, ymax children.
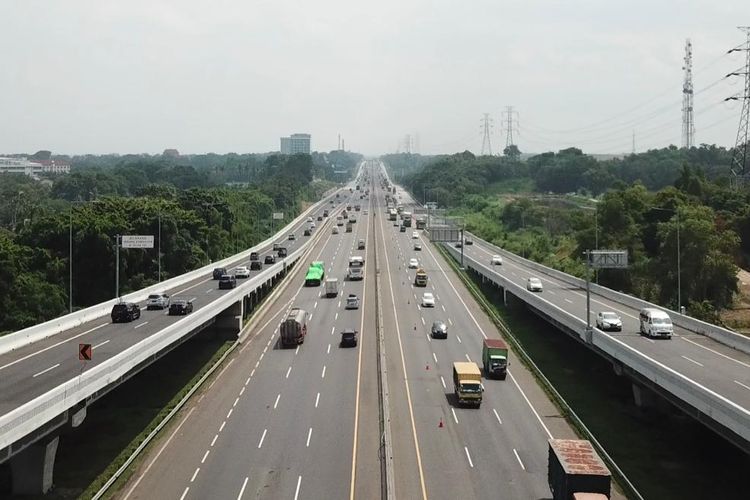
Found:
<box><xmin>469</xmin><ymin>273</ymin><xmax>748</xmax><ymax>500</ymax></box>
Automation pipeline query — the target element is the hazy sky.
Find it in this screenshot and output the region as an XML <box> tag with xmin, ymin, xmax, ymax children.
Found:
<box><xmin>1</xmin><ymin>0</ymin><xmax>748</xmax><ymax>156</ymax></box>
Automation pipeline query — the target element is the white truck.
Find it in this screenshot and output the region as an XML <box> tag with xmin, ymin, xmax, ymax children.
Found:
<box><xmin>325</xmin><ymin>278</ymin><xmax>339</xmax><ymax>298</ymax></box>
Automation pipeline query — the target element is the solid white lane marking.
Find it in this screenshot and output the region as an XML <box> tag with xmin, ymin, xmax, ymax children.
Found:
<box><xmin>493</xmin><ymin>409</ymin><xmax>503</xmax><ymax>424</ymax></box>
<box><xmin>190</xmin><ymin>467</ymin><xmax>200</xmax><ymax>482</ymax></box>
<box><xmin>92</xmin><ymin>339</ymin><xmax>110</xmax><ymax>349</ymax></box>
<box><xmin>201</xmin><ymin>450</ymin><xmax>210</xmax><ymax>463</ymax></box>
<box><xmin>179</xmin><ymin>487</ymin><xmax>189</xmax><ymax>500</ymax></box>
<box><xmin>681</xmin><ymin>337</ymin><xmax>750</xmax><ymax>368</ymax></box>
<box><xmin>211</xmin><ymin>434</ymin><xmax>218</xmax><ymax>447</ymax></box>
<box><xmin>294</xmin><ymin>476</ymin><xmax>302</xmax><ymax>500</ymax></box>
<box><xmin>274</xmin><ymin>394</ymin><xmax>281</xmax><ymax>409</ymax></box>
<box><xmin>513</xmin><ymin>448</ymin><xmax>526</xmax><ymax>470</ymax></box>
<box><xmin>432</xmin><ymin>352</ymin><xmax>438</xmax><ymax>364</ymax></box>
<box><xmin>464</xmin><ymin>446</ymin><xmax>474</xmax><ymax>468</ymax></box>
<box><xmin>306</xmin><ymin>427</ymin><xmax>313</xmax><ymax>447</ymax></box>
<box><xmin>286</xmin><ymin>366</ymin><xmax>292</xmax><ymax>378</ymax></box>
<box><xmin>257</xmin><ymin>429</ymin><xmax>267</xmax><ymax>448</ymax></box>
<box><xmin>681</xmin><ymin>355</ymin><xmax>704</xmax><ymax>367</ymax></box>
<box><xmin>321</xmin><ymin>365</ymin><xmax>327</xmax><ymax>378</ymax></box>
<box><xmin>451</xmin><ymin>408</ymin><xmax>459</xmax><ymax>424</ymax></box>
<box><xmin>0</xmin><ymin>322</ymin><xmax>107</xmax><ymax>372</ymax></box>
<box><xmin>315</xmin><ymin>392</ymin><xmax>320</xmax><ymax>408</ymax></box>
<box><xmin>237</xmin><ymin>477</ymin><xmax>249</xmax><ymax>500</ymax></box>
<box><xmin>440</xmin><ymin>376</ymin><xmax>446</xmax><ymax>389</ymax></box>
<box><xmin>33</xmin><ymin>363</ymin><xmax>60</xmax><ymax>378</ymax></box>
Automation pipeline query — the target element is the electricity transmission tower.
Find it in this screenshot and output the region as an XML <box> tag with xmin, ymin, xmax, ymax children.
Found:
<box><xmin>480</xmin><ymin>113</ymin><xmax>494</xmax><ymax>155</ymax></box>
<box><xmin>502</xmin><ymin>106</ymin><xmax>520</xmax><ymax>151</ymax></box>
<box><xmin>682</xmin><ymin>39</ymin><xmax>695</xmax><ymax>149</ymax></box>
<box><xmin>727</xmin><ymin>27</ymin><xmax>750</xmax><ymax>189</ymax></box>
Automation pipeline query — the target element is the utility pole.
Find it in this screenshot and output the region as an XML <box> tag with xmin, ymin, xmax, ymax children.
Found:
<box><xmin>682</xmin><ymin>39</ymin><xmax>695</xmax><ymax>149</ymax></box>
<box><xmin>632</xmin><ymin>130</ymin><xmax>636</xmax><ymax>154</ymax></box>
<box><xmin>115</xmin><ymin>235</ymin><xmax>121</xmax><ymax>300</ymax></box>
<box><xmin>480</xmin><ymin>113</ymin><xmax>493</xmax><ymax>155</ymax></box>
<box><xmin>502</xmin><ymin>106</ymin><xmax>520</xmax><ymax>153</ymax></box>
<box><xmin>727</xmin><ymin>27</ymin><xmax>750</xmax><ymax>189</ymax></box>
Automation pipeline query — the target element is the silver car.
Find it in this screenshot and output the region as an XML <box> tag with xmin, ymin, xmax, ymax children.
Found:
<box><xmin>146</xmin><ymin>293</ymin><xmax>170</xmax><ymax>310</ymax></box>
<box><xmin>526</xmin><ymin>278</ymin><xmax>543</xmax><ymax>292</ymax></box>
<box><xmin>596</xmin><ymin>311</ymin><xmax>622</xmax><ymax>331</ymax></box>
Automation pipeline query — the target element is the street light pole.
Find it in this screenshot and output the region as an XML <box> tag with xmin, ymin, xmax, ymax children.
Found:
<box><xmin>677</xmin><ymin>210</ymin><xmax>681</xmax><ymax>314</ymax></box>
<box><xmin>69</xmin><ymin>209</ymin><xmax>73</xmax><ymax>313</ymax></box>
<box><xmin>158</xmin><ymin>212</ymin><xmax>162</xmax><ymax>283</ymax></box>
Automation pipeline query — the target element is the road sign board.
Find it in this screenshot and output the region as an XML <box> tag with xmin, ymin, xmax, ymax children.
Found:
<box><xmin>273</xmin><ymin>212</ymin><xmax>284</xmax><ymax>220</ymax></box>
<box><xmin>428</xmin><ymin>227</ymin><xmax>461</xmax><ymax>242</ymax></box>
<box><xmin>79</xmin><ymin>343</ymin><xmax>92</xmax><ymax>361</ymax></box>
<box><xmin>589</xmin><ymin>250</ymin><xmax>628</xmax><ymax>269</ymax></box>
<box><xmin>121</xmin><ymin>235</ymin><xmax>154</xmax><ymax>249</ymax></box>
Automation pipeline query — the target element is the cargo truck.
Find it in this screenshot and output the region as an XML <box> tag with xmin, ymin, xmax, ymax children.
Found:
<box><xmin>548</xmin><ymin>439</ymin><xmax>611</xmax><ymax>500</ymax></box>
<box><xmin>304</xmin><ymin>262</ymin><xmax>325</xmax><ymax>286</ymax></box>
<box><xmin>452</xmin><ymin>362</ymin><xmax>483</xmax><ymax>407</ymax></box>
<box><xmin>280</xmin><ymin>308</ymin><xmax>308</xmax><ymax>347</ymax></box>
<box><xmin>346</xmin><ymin>221</ymin><xmax>353</xmax><ymax>232</ymax></box>
<box><xmin>414</xmin><ymin>268</ymin><xmax>428</xmax><ymax>287</ymax></box>
<box><xmin>324</xmin><ymin>278</ymin><xmax>338</xmax><ymax>298</ymax></box>
<box><xmin>482</xmin><ymin>338</ymin><xmax>509</xmax><ymax>380</ymax></box>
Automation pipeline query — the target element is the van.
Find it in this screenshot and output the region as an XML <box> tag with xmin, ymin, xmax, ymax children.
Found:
<box><xmin>349</xmin><ymin>256</ymin><xmax>364</xmax><ymax>267</ymax></box>
<box><xmin>639</xmin><ymin>308</ymin><xmax>673</xmax><ymax>339</ymax></box>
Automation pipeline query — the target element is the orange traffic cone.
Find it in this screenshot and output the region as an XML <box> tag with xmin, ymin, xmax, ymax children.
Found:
<box><xmin>438</xmin><ymin>418</ymin><xmax>444</xmax><ymax>428</ymax></box>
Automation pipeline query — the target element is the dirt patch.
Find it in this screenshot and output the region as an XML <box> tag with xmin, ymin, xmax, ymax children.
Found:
<box><xmin>720</xmin><ymin>268</ymin><xmax>750</xmax><ymax>334</ymax></box>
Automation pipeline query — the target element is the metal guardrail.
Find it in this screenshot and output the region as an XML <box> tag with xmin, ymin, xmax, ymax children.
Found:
<box><xmin>463</xmin><ymin>230</ymin><xmax>750</xmax><ymax>356</ymax></box>
<box><xmin>442</xmin><ymin>243</ymin><xmax>750</xmax><ymax>447</ymax></box>
<box><xmin>0</xmin><ymin>194</ymin><xmax>337</xmax><ymax>356</ymax></box>
<box><xmin>0</xmin><ymin>242</ymin><xmax>310</xmax><ymax>452</ymax></box>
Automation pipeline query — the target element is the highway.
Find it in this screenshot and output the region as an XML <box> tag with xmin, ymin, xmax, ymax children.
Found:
<box><xmin>120</xmin><ymin>161</ymin><xmax>610</xmax><ymax>500</ymax></box>
<box><xmin>0</xmin><ymin>187</ymin><xmax>361</xmax><ymax>418</ymax></box>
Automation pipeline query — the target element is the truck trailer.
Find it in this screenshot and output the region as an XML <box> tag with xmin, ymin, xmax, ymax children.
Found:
<box><xmin>280</xmin><ymin>308</ymin><xmax>308</xmax><ymax>347</ymax></box>
<box><xmin>548</xmin><ymin>439</ymin><xmax>611</xmax><ymax>500</ymax></box>
<box><xmin>482</xmin><ymin>338</ymin><xmax>509</xmax><ymax>380</ymax></box>
<box><xmin>452</xmin><ymin>362</ymin><xmax>483</xmax><ymax>407</ymax></box>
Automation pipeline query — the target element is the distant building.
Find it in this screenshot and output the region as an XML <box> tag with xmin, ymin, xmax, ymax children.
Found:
<box><xmin>280</xmin><ymin>133</ymin><xmax>311</xmax><ymax>154</ymax></box>
<box><xmin>0</xmin><ymin>157</ymin><xmax>70</xmax><ymax>176</ymax></box>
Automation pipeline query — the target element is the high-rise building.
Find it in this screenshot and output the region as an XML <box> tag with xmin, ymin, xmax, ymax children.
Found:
<box><xmin>280</xmin><ymin>133</ymin><xmax>311</xmax><ymax>154</ymax></box>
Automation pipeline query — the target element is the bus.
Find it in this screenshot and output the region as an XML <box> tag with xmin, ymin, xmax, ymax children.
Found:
<box><xmin>388</xmin><ymin>208</ymin><xmax>397</xmax><ymax>221</ymax></box>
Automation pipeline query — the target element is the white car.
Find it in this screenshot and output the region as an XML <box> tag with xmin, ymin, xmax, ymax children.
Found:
<box><xmin>408</xmin><ymin>258</ymin><xmax>419</xmax><ymax>269</ymax></box>
<box><xmin>332</xmin><ymin>226</ymin><xmax>340</xmax><ymax>234</ymax></box>
<box><xmin>306</xmin><ymin>217</ymin><xmax>313</xmax><ymax>223</ymax></box>
<box><xmin>345</xmin><ymin>294</ymin><xmax>360</xmax><ymax>310</ymax></box>
<box><xmin>235</xmin><ymin>266</ymin><xmax>251</xmax><ymax>278</ymax></box>
<box><xmin>146</xmin><ymin>293</ymin><xmax>170</xmax><ymax>310</ymax></box>
<box><xmin>526</xmin><ymin>277</ymin><xmax>543</xmax><ymax>292</ymax></box>
<box><xmin>412</xmin><ymin>231</ymin><xmax>419</xmax><ymax>239</ymax></box>
<box><xmin>421</xmin><ymin>292</ymin><xmax>435</xmax><ymax>307</ymax></box>
<box><xmin>310</xmin><ymin>222</ymin><xmax>316</xmax><ymax>228</ymax></box>
<box><xmin>596</xmin><ymin>311</ymin><xmax>623</xmax><ymax>331</ymax></box>
<box><xmin>414</xmin><ymin>242</ymin><xmax>422</xmax><ymax>251</ymax></box>
<box><xmin>491</xmin><ymin>255</ymin><xmax>503</xmax><ymax>265</ymax></box>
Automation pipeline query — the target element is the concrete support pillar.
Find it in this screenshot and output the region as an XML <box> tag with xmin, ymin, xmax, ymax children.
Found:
<box><xmin>215</xmin><ymin>300</ymin><xmax>243</xmax><ymax>339</ymax></box>
<box><xmin>632</xmin><ymin>383</ymin><xmax>656</xmax><ymax>409</ymax></box>
<box><xmin>10</xmin><ymin>435</ymin><xmax>59</xmax><ymax>495</ymax></box>
<box><xmin>503</xmin><ymin>288</ymin><xmax>508</xmax><ymax>306</ymax></box>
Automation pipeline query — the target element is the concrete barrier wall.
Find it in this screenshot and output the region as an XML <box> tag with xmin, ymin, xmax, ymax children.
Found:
<box><xmin>442</xmin><ymin>242</ymin><xmax>750</xmax><ymax>445</ymax></box>
<box><xmin>464</xmin><ymin>231</ymin><xmax>750</xmax><ymax>355</ymax></box>
<box><xmin>0</xmin><ymin>192</ymin><xmax>337</xmax><ymax>356</ymax></box>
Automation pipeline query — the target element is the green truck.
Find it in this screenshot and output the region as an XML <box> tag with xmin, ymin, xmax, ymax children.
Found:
<box><xmin>304</xmin><ymin>261</ymin><xmax>325</xmax><ymax>286</ymax></box>
<box><xmin>452</xmin><ymin>362</ymin><xmax>483</xmax><ymax>407</ymax></box>
<box><xmin>482</xmin><ymin>338</ymin><xmax>509</xmax><ymax>380</ymax></box>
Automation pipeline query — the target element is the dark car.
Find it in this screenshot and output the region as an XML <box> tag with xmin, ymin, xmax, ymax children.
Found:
<box><xmin>250</xmin><ymin>252</ymin><xmax>259</xmax><ymax>261</ymax></box>
<box><xmin>340</xmin><ymin>328</ymin><xmax>358</xmax><ymax>347</ymax></box>
<box><xmin>431</xmin><ymin>320</ymin><xmax>448</xmax><ymax>339</ymax></box>
<box><xmin>218</xmin><ymin>274</ymin><xmax>237</xmax><ymax>289</ymax></box>
<box><xmin>317</xmin><ymin>215</ymin><xmax>323</xmax><ymax>221</ymax></box>
<box><xmin>250</xmin><ymin>260</ymin><xmax>262</xmax><ymax>270</ymax></box>
<box><xmin>464</xmin><ymin>237</ymin><xmax>473</xmax><ymax>246</ymax></box>
<box><xmin>277</xmin><ymin>247</ymin><xmax>288</xmax><ymax>258</ymax></box>
<box><xmin>400</xmin><ymin>225</ymin><xmax>406</xmax><ymax>232</ymax></box>
<box><xmin>264</xmin><ymin>255</ymin><xmax>276</xmax><ymax>264</ymax></box>
<box><xmin>212</xmin><ymin>267</ymin><xmax>228</xmax><ymax>280</ymax></box>
<box><xmin>303</xmin><ymin>229</ymin><xmax>311</xmax><ymax>236</ymax></box>
<box><xmin>111</xmin><ymin>302</ymin><xmax>141</xmax><ymax>323</ymax></box>
<box><xmin>168</xmin><ymin>298</ymin><xmax>194</xmax><ymax>315</ymax></box>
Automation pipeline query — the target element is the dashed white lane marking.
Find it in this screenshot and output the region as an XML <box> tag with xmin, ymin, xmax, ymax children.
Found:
<box><xmin>239</xmin><ymin>386</ymin><xmax>245</xmax><ymax>396</ymax></box>
<box><xmin>134</xmin><ymin>321</ymin><xmax>149</xmax><ymax>329</ymax></box>
<box><xmin>274</xmin><ymin>394</ymin><xmax>281</xmax><ymax>409</ymax></box>
<box><xmin>548</xmin><ymin>290</ymin><xmax>556</xmax><ymax>295</ymax></box>
<box><xmin>448</xmin><ymin>318</ymin><xmax>453</xmax><ymax>326</ymax></box>
<box><xmin>211</xmin><ymin>434</ymin><xmax>218</xmax><ymax>447</ymax></box>
<box><xmin>293</xmin><ymin>475</ymin><xmax>302</xmax><ymax>500</ymax></box>
<box><xmin>314</xmin><ymin>301</ymin><xmax>318</xmax><ymax>309</ymax></box>
<box><xmin>493</xmin><ymin>409</ymin><xmax>503</xmax><ymax>424</ymax></box>
<box><xmin>513</xmin><ymin>448</ymin><xmax>526</xmax><ymax>470</ymax></box>
<box><xmin>286</xmin><ymin>366</ymin><xmax>292</xmax><ymax>378</ymax></box>
<box><xmin>306</xmin><ymin>427</ymin><xmax>313</xmax><ymax>447</ymax></box>
<box><xmin>321</xmin><ymin>365</ymin><xmax>327</xmax><ymax>378</ymax></box>
<box><xmin>464</xmin><ymin>446</ymin><xmax>474</xmax><ymax>468</ymax></box>
<box><xmin>564</xmin><ymin>298</ymin><xmax>573</xmax><ymax>304</ymax></box>
<box><xmin>327</xmin><ymin>344</ymin><xmax>331</xmax><ymax>354</ymax></box>
<box><xmin>335</xmin><ymin>312</ymin><xmax>338</xmax><ymax>320</ymax></box>
<box><xmin>421</xmin><ymin>317</ymin><xmax>425</xmax><ymax>326</ymax></box>
<box><xmin>465</xmin><ymin>354</ymin><xmax>471</xmax><ymax>362</ymax></box>
<box><xmin>33</xmin><ymin>363</ymin><xmax>60</xmax><ymax>378</ymax></box>
<box><xmin>456</xmin><ymin>335</ymin><xmax>462</xmax><ymax>344</ymax></box>
<box><xmin>201</xmin><ymin>450</ymin><xmax>210</xmax><ymax>463</ymax></box>
<box><xmin>681</xmin><ymin>337</ymin><xmax>750</xmax><ymax>368</ymax></box>
<box><xmin>295</xmin><ymin>345</ymin><xmax>300</xmax><ymax>355</ymax></box>
<box><xmin>315</xmin><ymin>392</ymin><xmax>320</xmax><ymax>407</ymax></box>
<box><xmin>681</xmin><ymin>355</ymin><xmax>704</xmax><ymax>367</ymax></box>
<box><xmin>432</xmin><ymin>352</ymin><xmax>438</xmax><ymax>364</ymax></box>
<box><xmin>257</xmin><ymin>428</ymin><xmax>267</xmax><ymax>448</ymax></box>
<box><xmin>92</xmin><ymin>339</ymin><xmax>110</xmax><ymax>349</ymax></box>
<box><xmin>233</xmin><ymin>397</ymin><xmax>240</xmax><ymax>408</ymax></box>
<box><xmin>440</xmin><ymin>376</ymin><xmax>446</xmax><ymax>389</ymax></box>
<box><xmin>237</xmin><ymin>477</ymin><xmax>249</xmax><ymax>500</ymax></box>
<box><xmin>179</xmin><ymin>487</ymin><xmax>189</xmax><ymax>500</ymax></box>
<box><xmin>451</xmin><ymin>408</ymin><xmax>459</xmax><ymax>424</ymax></box>
<box><xmin>190</xmin><ymin>467</ymin><xmax>200</xmax><ymax>482</ymax></box>
<box><xmin>250</xmin><ymin>368</ymin><xmax>256</xmax><ymax>377</ymax></box>
<box><xmin>226</xmin><ymin>408</ymin><xmax>233</xmax><ymax>419</ymax></box>
<box><xmin>331</xmin><ymin>326</ymin><xmax>336</xmax><ymax>335</ymax></box>
<box><xmin>219</xmin><ymin>421</ymin><xmax>226</xmax><ymax>432</ymax></box>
